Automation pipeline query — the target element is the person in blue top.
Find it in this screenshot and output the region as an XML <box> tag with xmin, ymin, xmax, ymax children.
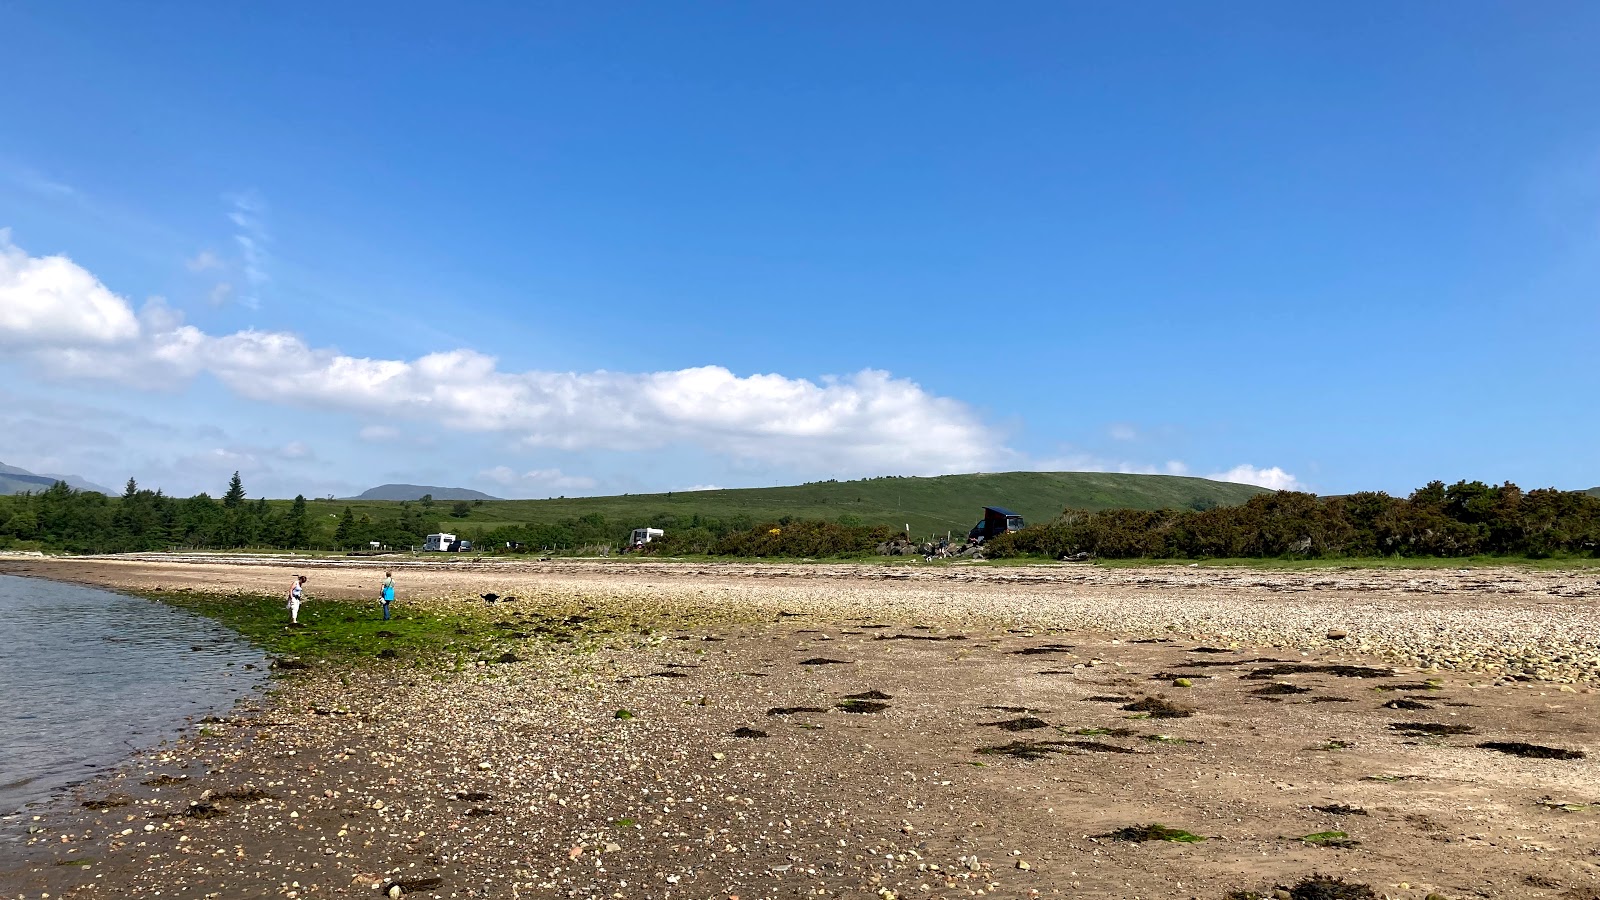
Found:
<box><xmin>380</xmin><ymin>571</ymin><xmax>395</xmax><ymax>621</ymax></box>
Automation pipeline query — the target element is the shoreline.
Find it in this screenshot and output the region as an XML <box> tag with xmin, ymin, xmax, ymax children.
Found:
<box><xmin>4</xmin><ymin>553</ymin><xmax>1598</xmax><ymax>684</ymax></box>
<box><xmin>0</xmin><ymin>574</ymin><xmax>272</xmax><ymax>823</ymax></box>
<box><xmin>3</xmin><ymin>558</ymin><xmax>1599</xmax><ymax>899</ymax></box>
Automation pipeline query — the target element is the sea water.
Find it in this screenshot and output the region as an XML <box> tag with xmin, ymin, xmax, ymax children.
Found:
<box><xmin>0</xmin><ymin>574</ymin><xmax>268</xmax><ymax>817</ymax></box>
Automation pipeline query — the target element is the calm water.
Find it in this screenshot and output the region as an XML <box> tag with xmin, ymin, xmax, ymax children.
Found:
<box><xmin>0</xmin><ymin>574</ymin><xmax>268</xmax><ymax>816</ymax></box>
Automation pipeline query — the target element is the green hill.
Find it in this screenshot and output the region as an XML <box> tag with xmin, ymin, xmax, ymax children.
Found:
<box><xmin>1587</xmin><ymin>487</ymin><xmax>1600</xmax><ymax>499</ymax></box>
<box><xmin>296</xmin><ymin>471</ymin><xmax>1268</xmax><ymax>540</ymax></box>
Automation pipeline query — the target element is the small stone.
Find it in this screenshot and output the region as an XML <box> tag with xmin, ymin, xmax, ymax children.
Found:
<box><xmin>389</xmin><ymin>887</ymin><xmax>402</xmax><ymax>900</ymax></box>
<box><xmin>1173</xmin><ymin>678</ymin><xmax>1192</xmax><ymax>688</ymax></box>
<box><xmin>1015</xmin><ymin>860</ymin><xmax>1030</xmax><ymax>870</ymax></box>
<box><xmin>1327</xmin><ymin>629</ymin><xmax>1348</xmax><ymax>640</ymax></box>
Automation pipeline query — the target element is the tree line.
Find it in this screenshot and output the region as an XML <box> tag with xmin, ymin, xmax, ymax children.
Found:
<box><xmin>0</xmin><ymin>474</ymin><xmax>436</xmax><ymax>554</ymax></box>
<box><xmin>0</xmin><ymin>473</ymin><xmax>724</xmax><ymax>554</ymax></box>
<box><xmin>3</xmin><ymin>475</ymin><xmax>1594</xmax><ymax>561</ymax></box>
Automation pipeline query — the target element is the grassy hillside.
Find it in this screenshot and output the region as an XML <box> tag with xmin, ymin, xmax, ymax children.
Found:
<box><xmin>286</xmin><ymin>472</ymin><xmax>1267</xmax><ymax>539</ymax></box>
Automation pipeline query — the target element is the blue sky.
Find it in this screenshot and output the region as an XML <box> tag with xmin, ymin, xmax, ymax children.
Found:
<box><xmin>2</xmin><ymin>2</ymin><xmax>1597</xmax><ymax>499</ymax></box>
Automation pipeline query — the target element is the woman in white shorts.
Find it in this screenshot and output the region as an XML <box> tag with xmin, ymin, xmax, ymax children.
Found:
<box><xmin>287</xmin><ymin>574</ymin><xmax>307</xmax><ymax>624</ymax></box>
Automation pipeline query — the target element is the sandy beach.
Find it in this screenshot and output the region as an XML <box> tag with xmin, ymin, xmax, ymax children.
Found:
<box><xmin>2</xmin><ymin>555</ymin><xmax>1598</xmax><ymax>900</ymax></box>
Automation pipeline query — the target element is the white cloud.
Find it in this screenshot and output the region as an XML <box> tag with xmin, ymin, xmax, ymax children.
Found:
<box><xmin>678</xmin><ymin>484</ymin><xmax>723</xmax><ymax>492</ymax></box>
<box><xmin>1107</xmin><ymin>423</ymin><xmax>1139</xmax><ymax>441</ymax></box>
<box><xmin>3</xmin><ymin>166</ymin><xmax>78</xmax><ymax>198</ymax></box>
<box><xmin>186</xmin><ymin>250</ymin><xmax>223</xmax><ymax>272</ymax></box>
<box><xmin>481</xmin><ymin>466</ymin><xmax>598</xmax><ymax>493</ymax></box>
<box><xmin>2</xmin><ymin>233</ymin><xmax>1313</xmax><ymax>491</ymax></box>
<box><xmin>138</xmin><ymin>297</ymin><xmax>185</xmax><ymax>333</ymax></box>
<box><xmin>0</xmin><ymin>230</ymin><xmax>142</xmax><ymax>347</ymax></box>
<box><xmin>1028</xmin><ymin>453</ymin><xmax>1190</xmax><ymax>477</ymax></box>
<box><xmin>225</xmin><ymin>192</ymin><xmax>268</xmax><ymax>309</ymax></box>
<box><xmin>1207</xmin><ymin>464</ymin><xmax>1304</xmax><ymax>491</ymax></box>
<box><xmin>479</xmin><ymin>465</ymin><xmax>519</xmax><ymax>485</ymax></box>
<box><xmin>208</xmin><ymin>281</ymin><xmax>234</xmax><ymax>307</ymax></box>
<box><xmin>0</xmin><ymin>233</ymin><xmax>999</xmax><ymax>478</ymax></box>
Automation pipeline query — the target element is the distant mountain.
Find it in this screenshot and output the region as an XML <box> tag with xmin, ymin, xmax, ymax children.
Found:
<box><xmin>353</xmin><ymin>483</ymin><xmax>502</xmax><ymax>501</ymax></box>
<box><xmin>0</xmin><ymin>461</ymin><xmax>113</xmax><ymax>496</ymax></box>
<box><xmin>1586</xmin><ymin>486</ymin><xmax>1600</xmax><ymax>498</ymax></box>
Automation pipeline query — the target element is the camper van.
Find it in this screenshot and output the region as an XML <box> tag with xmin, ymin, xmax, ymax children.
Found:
<box><xmin>424</xmin><ymin>532</ymin><xmax>457</xmax><ymax>552</ymax></box>
<box><xmin>967</xmin><ymin>507</ymin><xmax>1025</xmax><ymax>542</ymax></box>
<box><xmin>628</xmin><ymin>527</ymin><xmax>664</xmax><ymax>550</ymax></box>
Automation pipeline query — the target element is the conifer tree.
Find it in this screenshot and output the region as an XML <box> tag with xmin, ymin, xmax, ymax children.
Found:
<box><xmin>223</xmin><ymin>472</ymin><xmax>246</xmax><ymax>509</ymax></box>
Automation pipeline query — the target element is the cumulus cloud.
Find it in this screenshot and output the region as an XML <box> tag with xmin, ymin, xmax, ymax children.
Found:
<box><xmin>0</xmin><ymin>230</ymin><xmax>142</xmax><ymax>347</ymax></box>
<box><xmin>0</xmin><ymin>233</ymin><xmax>999</xmax><ymax>478</ymax></box>
<box><xmin>1207</xmin><ymin>464</ymin><xmax>1304</xmax><ymax>491</ymax></box>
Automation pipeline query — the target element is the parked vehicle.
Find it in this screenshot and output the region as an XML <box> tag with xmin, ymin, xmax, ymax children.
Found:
<box><xmin>626</xmin><ymin>527</ymin><xmax>664</xmax><ymax>551</ymax></box>
<box><xmin>424</xmin><ymin>532</ymin><xmax>457</xmax><ymax>551</ymax></box>
<box><xmin>967</xmin><ymin>507</ymin><xmax>1025</xmax><ymax>542</ymax></box>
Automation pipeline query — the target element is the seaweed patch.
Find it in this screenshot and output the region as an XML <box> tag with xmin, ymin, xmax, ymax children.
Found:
<box><xmin>1477</xmin><ymin>741</ymin><xmax>1585</xmax><ymax>760</ymax></box>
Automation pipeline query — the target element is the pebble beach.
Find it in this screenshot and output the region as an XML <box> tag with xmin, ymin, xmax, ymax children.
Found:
<box><xmin>2</xmin><ymin>555</ymin><xmax>1598</xmax><ymax>900</ymax></box>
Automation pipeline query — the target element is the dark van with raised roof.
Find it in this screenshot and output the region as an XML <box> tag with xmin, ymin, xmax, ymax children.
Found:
<box><xmin>968</xmin><ymin>506</ymin><xmax>1025</xmax><ymax>542</ymax></box>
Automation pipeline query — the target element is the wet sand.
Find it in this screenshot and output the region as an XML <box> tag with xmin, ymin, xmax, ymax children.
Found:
<box><xmin>2</xmin><ymin>555</ymin><xmax>1598</xmax><ymax>900</ymax></box>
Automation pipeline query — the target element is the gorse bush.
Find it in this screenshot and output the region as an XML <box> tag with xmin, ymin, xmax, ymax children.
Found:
<box><xmin>984</xmin><ymin>481</ymin><xmax>1600</xmax><ymax>560</ymax></box>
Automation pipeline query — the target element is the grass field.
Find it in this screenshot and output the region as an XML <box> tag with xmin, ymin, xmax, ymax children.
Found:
<box><xmin>280</xmin><ymin>471</ymin><xmax>1266</xmax><ymax>539</ymax></box>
